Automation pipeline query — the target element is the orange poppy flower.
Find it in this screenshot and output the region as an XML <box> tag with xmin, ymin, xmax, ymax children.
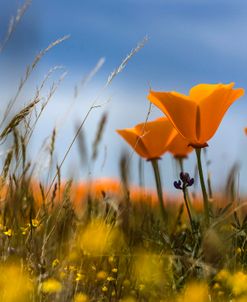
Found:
<box><xmin>168</xmin><ymin>132</ymin><xmax>193</xmax><ymax>158</ymax></box>
<box><xmin>116</xmin><ymin>117</ymin><xmax>177</xmax><ymax>160</ymax></box>
<box><xmin>148</xmin><ymin>83</ymin><xmax>244</xmax><ymax>147</ymax></box>
<box><xmin>245</xmin><ymin>128</ymin><xmax>247</xmax><ymax>135</ymax></box>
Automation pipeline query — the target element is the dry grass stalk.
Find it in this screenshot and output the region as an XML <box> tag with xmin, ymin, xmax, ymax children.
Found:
<box><xmin>2</xmin><ymin>148</ymin><xmax>14</xmax><ymax>181</ymax></box>
<box><xmin>76</xmin><ymin>126</ymin><xmax>88</xmax><ymax>166</ymax></box>
<box><xmin>92</xmin><ymin>112</ymin><xmax>108</xmax><ymax>161</ymax></box>
<box><xmin>49</xmin><ymin>128</ymin><xmax>57</xmax><ymax>159</ymax></box>
<box><xmin>106</xmin><ymin>35</ymin><xmax>148</xmax><ymax>86</ymax></box>
<box><xmin>74</xmin><ymin>57</ymin><xmax>105</xmax><ymax>98</ymax></box>
<box><xmin>0</xmin><ymin>99</ymin><xmax>40</xmax><ymax>140</ymax></box>
<box><xmin>0</xmin><ymin>0</ymin><xmax>31</xmax><ymax>53</ymax></box>
<box><xmin>26</xmin><ymin>70</ymin><xmax>67</xmax><ymax>143</ymax></box>
<box><xmin>2</xmin><ymin>35</ymin><xmax>69</xmax><ymax>125</ymax></box>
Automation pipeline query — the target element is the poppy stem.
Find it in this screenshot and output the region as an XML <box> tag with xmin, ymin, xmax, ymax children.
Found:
<box><xmin>150</xmin><ymin>159</ymin><xmax>167</xmax><ymax>223</ymax></box>
<box><xmin>177</xmin><ymin>158</ymin><xmax>194</xmax><ymax>231</ymax></box>
<box><xmin>195</xmin><ymin>148</ymin><xmax>210</xmax><ymax>226</ymax></box>
<box><xmin>178</xmin><ymin>157</ymin><xmax>184</xmax><ymax>172</ymax></box>
<box><xmin>182</xmin><ymin>187</ymin><xmax>194</xmax><ymax>232</ymax></box>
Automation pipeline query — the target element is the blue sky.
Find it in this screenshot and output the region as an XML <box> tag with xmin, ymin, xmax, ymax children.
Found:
<box><xmin>1</xmin><ymin>0</ymin><xmax>247</xmax><ymax>193</ymax></box>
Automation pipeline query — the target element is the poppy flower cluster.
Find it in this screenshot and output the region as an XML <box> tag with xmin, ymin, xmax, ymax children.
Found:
<box><xmin>116</xmin><ymin>82</ymin><xmax>244</xmax><ymax>225</ymax></box>
<box><xmin>117</xmin><ymin>82</ymin><xmax>244</xmax><ymax>162</ymax></box>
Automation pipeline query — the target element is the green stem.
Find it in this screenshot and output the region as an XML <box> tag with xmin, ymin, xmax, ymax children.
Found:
<box><xmin>195</xmin><ymin>148</ymin><xmax>210</xmax><ymax>226</ymax></box>
<box><xmin>177</xmin><ymin>157</ymin><xmax>193</xmax><ymax>222</ymax></box>
<box><xmin>182</xmin><ymin>189</ymin><xmax>194</xmax><ymax>232</ymax></box>
<box><xmin>151</xmin><ymin>159</ymin><xmax>167</xmax><ymax>223</ymax></box>
<box><xmin>178</xmin><ymin>157</ymin><xmax>184</xmax><ymax>173</ymax></box>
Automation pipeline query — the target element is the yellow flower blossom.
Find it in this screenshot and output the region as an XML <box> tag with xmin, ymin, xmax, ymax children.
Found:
<box><xmin>76</xmin><ymin>273</ymin><xmax>85</xmax><ymax>282</ymax></box>
<box><xmin>215</xmin><ymin>269</ymin><xmax>231</xmax><ymax>282</ymax></box>
<box><xmin>178</xmin><ymin>282</ymin><xmax>210</xmax><ymax>302</ymax></box>
<box><xmin>79</xmin><ymin>219</ymin><xmax>124</xmax><ymax>256</ymax></box>
<box><xmin>97</xmin><ymin>271</ymin><xmax>107</xmax><ymax>280</ymax></box>
<box><xmin>52</xmin><ymin>259</ymin><xmax>60</xmax><ymax>268</ymax></box>
<box><xmin>0</xmin><ymin>264</ymin><xmax>32</xmax><ymax>302</ymax></box>
<box><xmin>42</xmin><ymin>278</ymin><xmax>62</xmax><ymax>293</ymax></box>
<box><xmin>31</xmin><ymin>219</ymin><xmax>40</xmax><ymax>228</ymax></box>
<box><xmin>108</xmin><ymin>256</ymin><xmax>115</xmax><ymax>263</ymax></box>
<box><xmin>230</xmin><ymin>271</ymin><xmax>247</xmax><ymax>296</ymax></box>
<box><xmin>102</xmin><ymin>286</ymin><xmax>108</xmax><ymax>292</ymax></box>
<box><xmin>3</xmin><ymin>229</ymin><xmax>13</xmax><ymax>237</ymax></box>
<box><xmin>236</xmin><ymin>247</ymin><xmax>242</xmax><ymax>255</ymax></box>
<box><xmin>213</xmin><ymin>283</ymin><xmax>221</xmax><ymax>290</ymax></box>
<box><xmin>74</xmin><ymin>293</ymin><xmax>88</xmax><ymax>302</ymax></box>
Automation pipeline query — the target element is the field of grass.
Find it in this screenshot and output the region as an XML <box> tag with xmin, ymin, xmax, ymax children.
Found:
<box><xmin>1</xmin><ymin>2</ymin><xmax>247</xmax><ymax>302</ymax></box>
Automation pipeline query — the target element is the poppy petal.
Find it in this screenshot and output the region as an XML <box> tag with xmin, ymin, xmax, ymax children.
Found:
<box><xmin>116</xmin><ymin>129</ymin><xmax>149</xmax><ymax>158</ymax></box>
<box><xmin>168</xmin><ymin>133</ymin><xmax>193</xmax><ymax>157</ymax></box>
<box><xmin>135</xmin><ymin>117</ymin><xmax>177</xmax><ymax>158</ymax></box>
<box><xmin>199</xmin><ymin>84</ymin><xmax>245</xmax><ymax>142</ymax></box>
<box><xmin>148</xmin><ymin>90</ymin><xmax>197</xmax><ymax>142</ymax></box>
<box><xmin>189</xmin><ymin>83</ymin><xmax>222</xmax><ymax>101</ymax></box>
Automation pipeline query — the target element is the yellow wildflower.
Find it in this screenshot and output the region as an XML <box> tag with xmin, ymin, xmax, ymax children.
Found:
<box><xmin>3</xmin><ymin>229</ymin><xmax>13</xmax><ymax>237</ymax></box>
<box><xmin>236</xmin><ymin>247</ymin><xmax>242</xmax><ymax>255</ymax></box>
<box><xmin>97</xmin><ymin>271</ymin><xmax>107</xmax><ymax>280</ymax></box>
<box><xmin>31</xmin><ymin>219</ymin><xmax>40</xmax><ymax>228</ymax></box>
<box><xmin>215</xmin><ymin>269</ymin><xmax>231</xmax><ymax>282</ymax></box>
<box><xmin>76</xmin><ymin>273</ymin><xmax>85</xmax><ymax>282</ymax></box>
<box><xmin>213</xmin><ymin>283</ymin><xmax>221</xmax><ymax>290</ymax></box>
<box><xmin>79</xmin><ymin>219</ymin><xmax>124</xmax><ymax>256</ymax></box>
<box><xmin>108</xmin><ymin>256</ymin><xmax>115</xmax><ymax>263</ymax></box>
<box><xmin>178</xmin><ymin>282</ymin><xmax>210</xmax><ymax>302</ymax></box>
<box><xmin>52</xmin><ymin>259</ymin><xmax>60</xmax><ymax>268</ymax></box>
<box><xmin>0</xmin><ymin>264</ymin><xmax>32</xmax><ymax>302</ymax></box>
<box><xmin>74</xmin><ymin>293</ymin><xmax>88</xmax><ymax>302</ymax></box>
<box><xmin>20</xmin><ymin>226</ymin><xmax>29</xmax><ymax>235</ymax></box>
<box><xmin>42</xmin><ymin>278</ymin><xmax>62</xmax><ymax>293</ymax></box>
<box><xmin>231</xmin><ymin>271</ymin><xmax>247</xmax><ymax>296</ymax></box>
